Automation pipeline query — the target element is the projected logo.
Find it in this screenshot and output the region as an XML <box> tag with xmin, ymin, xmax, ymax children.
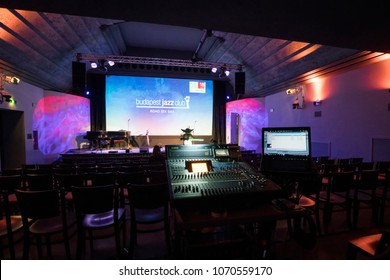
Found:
<box><xmin>189</xmin><ymin>81</ymin><xmax>206</xmax><ymax>93</ymax></box>
<box><xmin>136</xmin><ymin>96</ymin><xmax>191</xmax><ymax>109</ymax></box>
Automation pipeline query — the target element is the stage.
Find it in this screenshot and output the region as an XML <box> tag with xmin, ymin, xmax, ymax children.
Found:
<box><xmin>60</xmin><ymin>146</ymin><xmax>165</xmax><ymax>164</ymax></box>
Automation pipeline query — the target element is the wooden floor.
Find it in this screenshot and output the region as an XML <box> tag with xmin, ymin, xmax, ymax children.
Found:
<box><xmin>3</xmin><ymin>202</ymin><xmax>389</xmax><ymax>260</ymax></box>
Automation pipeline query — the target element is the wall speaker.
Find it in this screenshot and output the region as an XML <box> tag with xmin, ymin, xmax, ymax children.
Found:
<box><xmin>72</xmin><ymin>61</ymin><xmax>86</xmax><ymax>91</ymax></box>
<box><xmin>235</xmin><ymin>72</ymin><xmax>245</xmax><ymax>95</ymax></box>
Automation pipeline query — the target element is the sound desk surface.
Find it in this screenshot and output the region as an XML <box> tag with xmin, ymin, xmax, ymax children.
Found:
<box><xmin>166</xmin><ymin>158</ymin><xmax>281</xmax><ymax>211</ymax></box>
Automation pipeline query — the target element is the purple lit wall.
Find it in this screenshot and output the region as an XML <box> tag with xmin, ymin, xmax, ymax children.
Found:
<box><xmin>32</xmin><ymin>94</ymin><xmax>90</xmax><ymax>155</ymax></box>
<box><xmin>226</xmin><ymin>98</ymin><xmax>267</xmax><ymax>153</ymax></box>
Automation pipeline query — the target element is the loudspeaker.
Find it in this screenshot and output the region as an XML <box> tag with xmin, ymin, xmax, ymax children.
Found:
<box><xmin>72</xmin><ymin>61</ymin><xmax>86</xmax><ymax>91</ymax></box>
<box><xmin>235</xmin><ymin>72</ymin><xmax>245</xmax><ymax>95</ymax></box>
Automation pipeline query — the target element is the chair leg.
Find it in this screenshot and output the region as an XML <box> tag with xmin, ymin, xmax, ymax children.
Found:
<box><xmin>63</xmin><ymin>229</ymin><xmax>71</xmax><ymax>259</ymax></box>
<box><xmin>371</xmin><ymin>198</ymin><xmax>379</xmax><ymax>226</ymax></box>
<box><xmin>353</xmin><ymin>201</ymin><xmax>360</xmax><ymax>229</ymax></box>
<box><xmin>22</xmin><ymin>229</ymin><xmax>30</xmax><ymax>259</ymax></box>
<box><xmin>37</xmin><ymin>236</ymin><xmax>43</xmax><ymax>258</ymax></box>
<box><xmin>346</xmin><ymin>201</ymin><xmax>353</xmax><ymax>229</ymax></box>
<box><xmin>314</xmin><ymin>205</ymin><xmax>322</xmax><ymax>235</ymax></box>
<box><xmin>323</xmin><ymin>204</ymin><xmax>333</xmax><ymax>234</ymax></box>
<box><xmin>7</xmin><ymin>232</ymin><xmax>16</xmax><ymax>259</ymax></box>
<box><xmin>46</xmin><ymin>235</ymin><xmax>52</xmax><ymax>258</ymax></box>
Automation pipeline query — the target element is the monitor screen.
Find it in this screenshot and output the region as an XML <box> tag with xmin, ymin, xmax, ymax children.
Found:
<box><xmin>262</xmin><ymin>127</ymin><xmax>311</xmax><ymax>157</ymax></box>
<box><xmin>105</xmin><ymin>75</ymin><xmax>213</xmax><ymax>136</ymax></box>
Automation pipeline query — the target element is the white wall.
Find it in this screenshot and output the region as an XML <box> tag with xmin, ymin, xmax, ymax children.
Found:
<box><xmin>265</xmin><ymin>56</ymin><xmax>390</xmax><ymax>161</ymax></box>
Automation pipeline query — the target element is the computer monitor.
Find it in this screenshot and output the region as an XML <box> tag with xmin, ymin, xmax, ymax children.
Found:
<box><xmin>261</xmin><ymin>127</ymin><xmax>312</xmax><ymax>173</ymax></box>
<box><xmin>262</xmin><ymin>127</ymin><xmax>311</xmax><ymax>157</ymax></box>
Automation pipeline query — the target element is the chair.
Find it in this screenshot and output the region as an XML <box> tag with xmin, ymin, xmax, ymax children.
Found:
<box><xmin>54</xmin><ymin>173</ymin><xmax>86</xmax><ymax>210</ymax></box>
<box><xmin>125</xmin><ymin>182</ymin><xmax>171</xmax><ymax>258</ymax></box>
<box><xmin>0</xmin><ymin>175</ymin><xmax>22</xmax><ymax>215</ymax></box>
<box><xmin>146</xmin><ymin>170</ymin><xmax>168</xmax><ymax>184</ymax></box>
<box><xmin>347</xmin><ymin>230</ymin><xmax>390</xmax><ymax>259</ymax></box>
<box><xmin>377</xmin><ymin>170</ymin><xmax>390</xmax><ymax>224</ymax></box>
<box><xmin>294</xmin><ymin>174</ymin><xmax>323</xmax><ymax>235</ymax></box>
<box><xmin>1</xmin><ymin>168</ymin><xmax>23</xmax><ymax>176</ymax></box>
<box><xmin>312</xmin><ymin>171</ymin><xmax>355</xmax><ymax>234</ymax></box>
<box><xmin>71</xmin><ymin>184</ymin><xmax>126</xmax><ymax>258</ymax></box>
<box><xmin>16</xmin><ymin>188</ymin><xmax>75</xmax><ymax>259</ymax></box>
<box><xmin>116</xmin><ymin>170</ymin><xmax>148</xmax><ymax>206</ymax></box>
<box><xmin>89</xmin><ymin>172</ymin><xmax>116</xmax><ymax>186</ymax></box>
<box><xmin>0</xmin><ymin>175</ymin><xmax>23</xmax><ymax>259</ymax></box>
<box><xmin>25</xmin><ymin>173</ymin><xmax>54</xmax><ymax>190</ymax></box>
<box><xmin>351</xmin><ymin>170</ymin><xmax>380</xmax><ymax>228</ymax></box>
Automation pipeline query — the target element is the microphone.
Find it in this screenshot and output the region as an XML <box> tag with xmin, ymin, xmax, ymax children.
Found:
<box><xmin>193</xmin><ymin>120</ymin><xmax>197</xmax><ymax>135</ymax></box>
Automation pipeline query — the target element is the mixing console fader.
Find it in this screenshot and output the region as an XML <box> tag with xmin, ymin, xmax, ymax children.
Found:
<box><xmin>166</xmin><ymin>144</ymin><xmax>281</xmax><ymax>210</ymax></box>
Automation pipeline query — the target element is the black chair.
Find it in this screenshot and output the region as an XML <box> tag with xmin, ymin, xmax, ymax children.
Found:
<box><xmin>347</xmin><ymin>230</ymin><xmax>390</xmax><ymax>259</ymax></box>
<box><xmin>125</xmin><ymin>182</ymin><xmax>171</xmax><ymax>258</ymax></box>
<box><xmin>25</xmin><ymin>173</ymin><xmax>54</xmax><ymax>190</ymax></box>
<box><xmin>377</xmin><ymin>170</ymin><xmax>390</xmax><ymax>224</ymax></box>
<box><xmin>54</xmin><ymin>173</ymin><xmax>86</xmax><ymax>210</ymax></box>
<box><xmin>0</xmin><ymin>175</ymin><xmax>23</xmax><ymax>259</ymax></box>
<box><xmin>146</xmin><ymin>170</ymin><xmax>168</xmax><ymax>184</ymax></box>
<box><xmin>16</xmin><ymin>188</ymin><xmax>75</xmax><ymax>259</ymax></box>
<box><xmin>71</xmin><ymin>184</ymin><xmax>126</xmax><ymax>258</ymax></box>
<box><xmin>351</xmin><ymin>170</ymin><xmax>380</xmax><ymax>228</ymax></box>
<box><xmin>89</xmin><ymin>172</ymin><xmax>116</xmax><ymax>186</ymax></box>
<box><xmin>312</xmin><ymin>171</ymin><xmax>355</xmax><ymax>234</ymax></box>
<box><xmin>0</xmin><ymin>174</ymin><xmax>22</xmax><ymax>215</ymax></box>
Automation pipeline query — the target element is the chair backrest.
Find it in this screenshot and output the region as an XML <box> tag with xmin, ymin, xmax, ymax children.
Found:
<box><xmin>117</xmin><ymin>170</ymin><xmax>148</xmax><ymax>186</ymax></box>
<box><xmin>25</xmin><ymin>173</ymin><xmax>54</xmax><ymax>190</ymax></box>
<box><xmin>298</xmin><ymin>173</ymin><xmax>323</xmax><ymax>196</ymax></box>
<box><xmin>127</xmin><ymin>183</ymin><xmax>169</xmax><ymax>210</ymax></box>
<box><xmin>71</xmin><ymin>184</ymin><xmax>118</xmax><ymax>214</ymax></box>
<box><xmin>54</xmin><ymin>173</ymin><xmax>86</xmax><ymax>190</ymax></box>
<box><xmin>357</xmin><ymin>170</ymin><xmax>379</xmax><ymax>191</ymax></box>
<box><xmin>16</xmin><ymin>189</ymin><xmax>61</xmax><ymax>219</ymax></box>
<box><xmin>90</xmin><ymin>172</ymin><xmax>116</xmax><ymax>186</ymax></box>
<box><xmin>1</xmin><ymin>168</ymin><xmax>23</xmax><ymax>176</ymax></box>
<box><xmin>146</xmin><ymin>170</ymin><xmax>168</xmax><ymax>184</ymax></box>
<box><xmin>0</xmin><ymin>175</ymin><xmax>22</xmax><ymax>194</ymax></box>
<box><xmin>329</xmin><ymin>171</ymin><xmax>355</xmax><ymax>193</ymax></box>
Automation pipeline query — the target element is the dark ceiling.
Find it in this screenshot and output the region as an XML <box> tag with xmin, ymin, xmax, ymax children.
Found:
<box><xmin>0</xmin><ymin>0</ymin><xmax>389</xmax><ymax>97</ymax></box>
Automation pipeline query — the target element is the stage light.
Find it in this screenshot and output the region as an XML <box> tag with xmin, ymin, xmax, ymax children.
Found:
<box><xmin>211</xmin><ymin>67</ymin><xmax>218</xmax><ymax>73</ymax></box>
<box><xmin>0</xmin><ymin>93</ymin><xmax>13</xmax><ymax>104</ymax></box>
<box><xmin>90</xmin><ymin>60</ymin><xmax>114</xmax><ymax>72</ymax></box>
<box><xmin>4</xmin><ymin>76</ymin><xmax>20</xmax><ymax>84</ymax></box>
<box><xmin>313</xmin><ymin>99</ymin><xmax>322</xmax><ymax>106</ymax></box>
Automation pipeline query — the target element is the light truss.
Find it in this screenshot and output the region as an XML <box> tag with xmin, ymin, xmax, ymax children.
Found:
<box><xmin>76</xmin><ymin>53</ymin><xmax>243</xmax><ymax>71</ymax></box>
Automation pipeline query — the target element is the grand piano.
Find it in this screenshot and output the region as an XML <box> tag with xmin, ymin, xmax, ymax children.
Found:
<box><xmin>85</xmin><ymin>131</ymin><xmax>130</xmax><ymax>149</ymax></box>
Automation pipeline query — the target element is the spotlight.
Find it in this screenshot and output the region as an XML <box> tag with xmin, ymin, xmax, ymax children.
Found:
<box><xmin>4</xmin><ymin>76</ymin><xmax>20</xmax><ymax>85</ymax></box>
<box><xmin>215</xmin><ymin>66</ymin><xmax>230</xmax><ymax>79</ymax></box>
<box><xmin>286</xmin><ymin>88</ymin><xmax>299</xmax><ymax>95</ymax></box>
<box><xmin>90</xmin><ymin>60</ymin><xmax>114</xmax><ymax>72</ymax></box>
<box><xmin>0</xmin><ymin>93</ymin><xmax>13</xmax><ymax>104</ymax></box>
<box><xmin>313</xmin><ymin>99</ymin><xmax>322</xmax><ymax>106</ymax></box>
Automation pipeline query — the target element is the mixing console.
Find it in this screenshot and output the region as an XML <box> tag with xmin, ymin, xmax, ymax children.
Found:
<box><xmin>166</xmin><ymin>145</ymin><xmax>281</xmax><ymax>210</ymax></box>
